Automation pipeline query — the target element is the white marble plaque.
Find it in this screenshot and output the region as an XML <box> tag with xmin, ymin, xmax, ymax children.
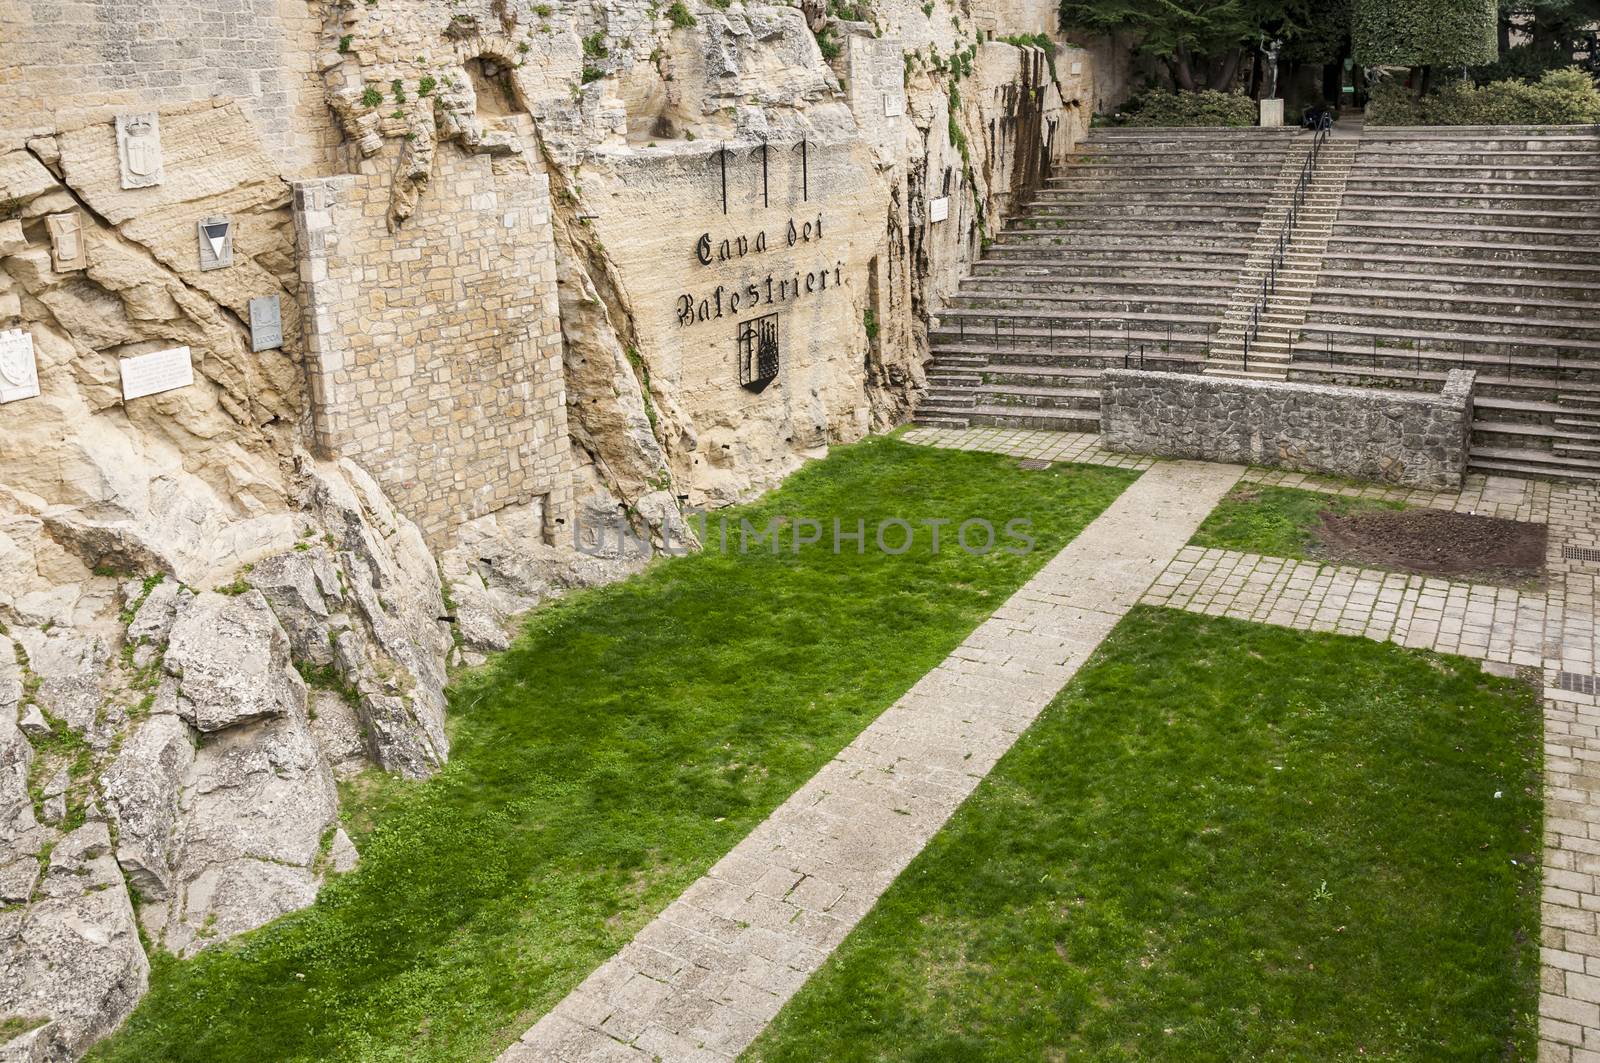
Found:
<box><xmin>198</xmin><ymin>216</ymin><xmax>233</xmax><ymax>270</ymax></box>
<box><xmin>929</xmin><ymin>196</ymin><xmax>950</xmax><ymax>223</ymax></box>
<box><xmin>46</xmin><ymin>212</ymin><xmax>87</xmax><ymax>272</ymax></box>
<box><xmin>0</xmin><ymin>329</ymin><xmax>39</xmax><ymax>405</ymax></box>
<box><xmin>119</xmin><ymin>345</ymin><xmax>193</xmax><ymax>401</ymax></box>
<box><xmin>116</xmin><ymin>112</ymin><xmax>163</xmax><ymax>189</ymax></box>
<box><xmin>1070</xmin><ymin>61</ymin><xmax>1083</xmax><ymax>76</ymax></box>
<box><xmin>883</xmin><ymin>93</ymin><xmax>905</xmax><ymax>118</ymax></box>
<box><xmin>249</xmin><ymin>295</ymin><xmax>283</xmax><ymax>352</ymax></box>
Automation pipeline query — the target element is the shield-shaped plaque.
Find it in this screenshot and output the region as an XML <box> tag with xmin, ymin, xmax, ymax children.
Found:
<box><xmin>46</xmin><ymin>213</ymin><xmax>87</xmax><ymax>272</ymax></box>
<box><xmin>116</xmin><ymin>112</ymin><xmax>163</xmax><ymax>189</ymax></box>
<box><xmin>0</xmin><ymin>330</ymin><xmax>39</xmax><ymax>404</ymax></box>
<box><xmin>197</xmin><ymin>216</ymin><xmax>234</xmax><ymax>270</ymax></box>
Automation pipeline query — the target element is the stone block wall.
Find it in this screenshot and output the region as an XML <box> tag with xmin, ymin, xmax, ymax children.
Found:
<box><xmin>293</xmin><ymin>125</ymin><xmax>570</xmax><ymax>545</ymax></box>
<box><xmin>1101</xmin><ymin>369</ymin><xmax>1476</xmax><ymax>488</ymax></box>
<box><xmin>0</xmin><ymin>0</ymin><xmax>334</xmax><ymax>174</ymax></box>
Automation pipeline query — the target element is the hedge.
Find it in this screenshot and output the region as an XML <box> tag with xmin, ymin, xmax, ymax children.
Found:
<box><xmin>1367</xmin><ymin>67</ymin><xmax>1600</xmax><ymax>125</ymax></box>
<box><xmin>1352</xmin><ymin>0</ymin><xmax>1497</xmax><ymax>67</ymax></box>
<box><xmin>1109</xmin><ymin>89</ymin><xmax>1257</xmax><ymax>127</ymax></box>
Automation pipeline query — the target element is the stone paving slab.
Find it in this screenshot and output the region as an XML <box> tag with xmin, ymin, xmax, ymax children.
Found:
<box><xmin>497</xmin><ymin>460</ymin><xmax>1245</xmax><ymax>1062</ymax></box>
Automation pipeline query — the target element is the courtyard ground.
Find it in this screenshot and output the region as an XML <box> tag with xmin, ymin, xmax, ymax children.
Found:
<box><xmin>747</xmin><ymin>607</ymin><xmax>1541</xmax><ymax>1061</ymax></box>
<box><xmin>87</xmin><ymin>438</ymin><xmax>1134</xmax><ymax>1063</ymax></box>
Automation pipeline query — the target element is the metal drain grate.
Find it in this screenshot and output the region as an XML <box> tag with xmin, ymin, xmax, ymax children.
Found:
<box><xmin>1557</xmin><ymin>672</ymin><xmax>1599</xmax><ymax>696</ymax></box>
<box><xmin>1017</xmin><ymin>458</ymin><xmax>1051</xmax><ymax>470</ymax></box>
<box><xmin>1564</xmin><ymin>545</ymin><xmax>1600</xmax><ymax>563</ymax></box>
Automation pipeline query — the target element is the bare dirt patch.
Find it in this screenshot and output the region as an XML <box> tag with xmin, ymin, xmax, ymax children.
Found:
<box><xmin>1314</xmin><ymin>508</ymin><xmax>1547</xmax><ymax>586</ymax></box>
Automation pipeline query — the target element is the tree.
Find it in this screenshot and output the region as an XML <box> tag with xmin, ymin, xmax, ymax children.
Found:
<box><xmin>1351</xmin><ymin>0</ymin><xmax>1499</xmax><ymax>67</ymax></box>
<box><xmin>1059</xmin><ymin>0</ymin><xmax>1326</xmax><ymax>92</ymax></box>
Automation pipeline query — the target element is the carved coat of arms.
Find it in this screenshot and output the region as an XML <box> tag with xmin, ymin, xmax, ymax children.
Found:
<box><xmin>0</xmin><ymin>330</ymin><xmax>39</xmax><ymax>404</ymax></box>
<box><xmin>116</xmin><ymin>113</ymin><xmax>163</xmax><ymax>189</ymax></box>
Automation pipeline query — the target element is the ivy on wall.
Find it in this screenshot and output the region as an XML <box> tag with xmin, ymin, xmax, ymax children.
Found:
<box><xmin>1351</xmin><ymin>0</ymin><xmax>1498</xmax><ymax>66</ymax></box>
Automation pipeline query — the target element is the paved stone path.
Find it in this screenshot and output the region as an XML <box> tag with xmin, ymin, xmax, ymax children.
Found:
<box><xmin>498</xmin><ymin>460</ymin><xmax>1244</xmax><ymax>1062</ymax></box>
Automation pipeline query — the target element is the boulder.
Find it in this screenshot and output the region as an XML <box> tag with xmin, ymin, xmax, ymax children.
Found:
<box><xmin>163</xmin><ymin>590</ymin><xmax>305</xmax><ymax>732</ymax></box>
<box><xmin>248</xmin><ymin>546</ymin><xmax>344</xmax><ymax>667</ymax></box>
<box><xmin>10</xmin><ymin>627</ymin><xmax>108</xmax><ymax>736</ymax></box>
<box><xmin>0</xmin><ymin>823</ymin><xmax>148</xmax><ymax>1061</ymax></box>
<box><xmin>99</xmin><ymin>713</ymin><xmax>195</xmax><ymax>901</ymax></box>
<box><xmin>150</xmin><ymin>705</ymin><xmax>338</xmax><ymax>956</ymax></box>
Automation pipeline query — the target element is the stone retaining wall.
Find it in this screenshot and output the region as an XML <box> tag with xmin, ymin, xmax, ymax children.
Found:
<box><xmin>1100</xmin><ymin>369</ymin><xmax>1475</xmax><ymax>488</ymax></box>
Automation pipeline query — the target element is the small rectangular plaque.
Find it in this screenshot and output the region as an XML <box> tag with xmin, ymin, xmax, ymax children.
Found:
<box><xmin>883</xmin><ymin>93</ymin><xmax>905</xmax><ymax>118</ymax></box>
<box><xmin>249</xmin><ymin>295</ymin><xmax>283</xmax><ymax>352</ymax></box>
<box><xmin>46</xmin><ymin>212</ymin><xmax>87</xmax><ymax>272</ymax></box>
<box><xmin>115</xmin><ymin>112</ymin><xmax>163</xmax><ymax>189</ymax></box>
<box><xmin>929</xmin><ymin>196</ymin><xmax>950</xmax><ymax>223</ymax></box>
<box><xmin>0</xmin><ymin>329</ymin><xmax>40</xmax><ymax>404</ymax></box>
<box><xmin>120</xmin><ymin>345</ymin><xmax>193</xmax><ymax>401</ymax></box>
<box><xmin>197</xmin><ymin>216</ymin><xmax>234</xmax><ymax>271</ymax></box>
<box><xmin>1070</xmin><ymin>61</ymin><xmax>1083</xmax><ymax>76</ymax></box>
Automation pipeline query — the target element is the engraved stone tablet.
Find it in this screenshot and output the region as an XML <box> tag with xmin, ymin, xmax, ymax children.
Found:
<box><xmin>197</xmin><ymin>216</ymin><xmax>234</xmax><ymax>271</ymax></box>
<box><xmin>883</xmin><ymin>93</ymin><xmax>905</xmax><ymax>118</ymax></box>
<box><xmin>249</xmin><ymin>295</ymin><xmax>283</xmax><ymax>352</ymax></box>
<box><xmin>116</xmin><ymin>112</ymin><xmax>163</xmax><ymax>189</ymax></box>
<box><xmin>0</xmin><ymin>329</ymin><xmax>40</xmax><ymax>404</ymax></box>
<box><xmin>929</xmin><ymin>196</ymin><xmax>950</xmax><ymax>223</ymax></box>
<box><xmin>46</xmin><ymin>212</ymin><xmax>87</xmax><ymax>272</ymax></box>
<box><xmin>1070</xmin><ymin>61</ymin><xmax>1083</xmax><ymax>75</ymax></box>
<box><xmin>119</xmin><ymin>345</ymin><xmax>193</xmax><ymax>401</ymax></box>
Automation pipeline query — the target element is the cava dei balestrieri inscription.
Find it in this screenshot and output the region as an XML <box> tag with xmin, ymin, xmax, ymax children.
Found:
<box><xmin>676</xmin><ymin>213</ymin><xmax>842</xmax><ymax>327</ymax></box>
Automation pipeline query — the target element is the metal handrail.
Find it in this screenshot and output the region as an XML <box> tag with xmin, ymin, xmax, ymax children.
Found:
<box><xmin>1240</xmin><ymin>114</ymin><xmax>1333</xmax><ymax>372</ymax></box>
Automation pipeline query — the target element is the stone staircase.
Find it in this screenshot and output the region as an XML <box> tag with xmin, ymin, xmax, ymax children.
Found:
<box><xmin>914</xmin><ymin>126</ymin><xmax>1302</xmax><ymax>430</ymax></box>
<box><xmin>1287</xmin><ymin>125</ymin><xmax>1600</xmax><ymax>481</ymax></box>
<box><xmin>1206</xmin><ymin>137</ymin><xmax>1359</xmax><ymax>379</ymax></box>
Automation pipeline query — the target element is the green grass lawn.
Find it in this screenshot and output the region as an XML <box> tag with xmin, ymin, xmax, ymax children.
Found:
<box><xmin>748</xmin><ymin>607</ymin><xmax>1542</xmax><ymax>1062</ymax></box>
<box><xmin>1189</xmin><ymin>483</ymin><xmax>1404</xmax><ymax>560</ymax></box>
<box><xmin>89</xmin><ymin>438</ymin><xmax>1136</xmax><ymax>1063</ymax></box>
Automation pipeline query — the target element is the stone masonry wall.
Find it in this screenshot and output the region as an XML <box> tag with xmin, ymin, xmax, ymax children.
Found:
<box><xmin>293</xmin><ymin>122</ymin><xmax>571</xmax><ymax>545</ymax></box>
<box><xmin>0</xmin><ymin>0</ymin><xmax>336</xmax><ymax>176</ymax></box>
<box><xmin>1101</xmin><ymin>368</ymin><xmax>1476</xmax><ymax>489</ymax></box>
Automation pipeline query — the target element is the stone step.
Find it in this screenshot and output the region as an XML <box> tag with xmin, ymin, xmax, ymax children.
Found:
<box><xmin>1314</xmin><ymin>286</ymin><xmax>1599</xmax><ymax>322</ymax></box>
<box><xmin>1325</xmin><ymin>233</ymin><xmax>1600</xmax><ymax>262</ymax></box>
<box><xmin>1333</xmin><ymin>220</ymin><xmax>1600</xmax><ymax>247</ymax></box>
<box><xmin>959</xmin><ymin>276</ymin><xmax>1238</xmax><ymax>297</ymax></box>
<box><xmin>917</xmin><ymin>403</ymin><xmax>1104</xmax><ymax>432</ymax></box>
<box><xmin>1469</xmin><ymin>448</ymin><xmax>1600</xmax><ymax>481</ymax></box>
<box><xmin>1304</xmin><ymin>302</ymin><xmax>1600</xmax><ymax>343</ymax></box>
<box><xmin>1341</xmin><ymin>191</ymin><xmax>1600</xmax><ymax>212</ymax></box>
<box><xmin>1318</xmin><ymin>268</ymin><xmax>1598</xmax><ymax>297</ymax></box>
<box><xmin>1336</xmin><ymin>204</ymin><xmax>1600</xmax><ymax>229</ymax></box>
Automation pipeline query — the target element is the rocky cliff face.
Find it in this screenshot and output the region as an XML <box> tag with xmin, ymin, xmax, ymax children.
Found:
<box><xmin>0</xmin><ymin>0</ymin><xmax>1087</xmax><ymax>1055</ymax></box>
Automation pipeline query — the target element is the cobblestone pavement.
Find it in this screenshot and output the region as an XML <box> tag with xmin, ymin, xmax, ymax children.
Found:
<box><xmin>497</xmin><ymin>460</ymin><xmax>1245</xmax><ymax>1062</ymax></box>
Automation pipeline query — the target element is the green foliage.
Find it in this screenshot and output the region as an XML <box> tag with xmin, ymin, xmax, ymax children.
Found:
<box><xmin>1190</xmin><ymin>484</ymin><xmax>1404</xmax><ymax>559</ymax></box>
<box><xmin>1469</xmin><ymin>41</ymin><xmax>1585</xmax><ymax>83</ymax></box>
<box><xmin>389</xmin><ymin>78</ymin><xmax>406</xmax><ymax>104</ymax></box>
<box><xmin>816</xmin><ymin>26</ymin><xmax>843</xmax><ymax>60</ymax></box>
<box><xmin>1111</xmin><ymin>88</ymin><xmax>1258</xmax><ymax>126</ymax></box>
<box><xmin>666</xmin><ymin>0</ymin><xmax>696</xmax><ymax>26</ymax></box>
<box><xmin>359</xmin><ymin>85</ymin><xmax>382</xmax><ymax>109</ymax></box>
<box><xmin>862</xmin><ymin>308</ymin><xmax>878</xmax><ymax>343</ymax></box>
<box><xmin>337</xmin><ymin>34</ymin><xmax>353</xmax><ymax>53</ymax></box>
<box><xmin>86</xmin><ymin>440</ymin><xmax>1136</xmax><ymax>1063</ymax></box>
<box><xmin>1367</xmin><ymin>66</ymin><xmax>1600</xmax><ymax>124</ymax></box>
<box><xmin>582</xmin><ymin>31</ymin><xmax>609</xmax><ymax>58</ymax></box>
<box><xmin>749</xmin><ymin>607</ymin><xmax>1541</xmax><ymax>1061</ymax></box>
<box><xmin>1352</xmin><ymin>0</ymin><xmax>1498</xmax><ymax>66</ymax></box>
<box><xmin>827</xmin><ymin>0</ymin><xmax>871</xmax><ymax>20</ymax></box>
<box><xmin>580</xmin><ymin>65</ymin><xmax>604</xmax><ymax>83</ymax></box>
<box><xmin>417</xmin><ymin>75</ymin><xmax>437</xmax><ymax>97</ymax></box>
<box><xmin>1000</xmin><ymin>32</ymin><xmax>1058</xmax><ymax>79</ymax></box>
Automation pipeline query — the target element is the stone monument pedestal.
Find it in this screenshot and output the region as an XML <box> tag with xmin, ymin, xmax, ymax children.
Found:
<box><xmin>1259</xmin><ymin>98</ymin><xmax>1285</xmax><ymax>127</ymax></box>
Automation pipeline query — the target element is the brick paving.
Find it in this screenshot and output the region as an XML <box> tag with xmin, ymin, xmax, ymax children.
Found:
<box><xmin>496</xmin><ymin>460</ymin><xmax>1244</xmax><ymax>1062</ymax></box>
